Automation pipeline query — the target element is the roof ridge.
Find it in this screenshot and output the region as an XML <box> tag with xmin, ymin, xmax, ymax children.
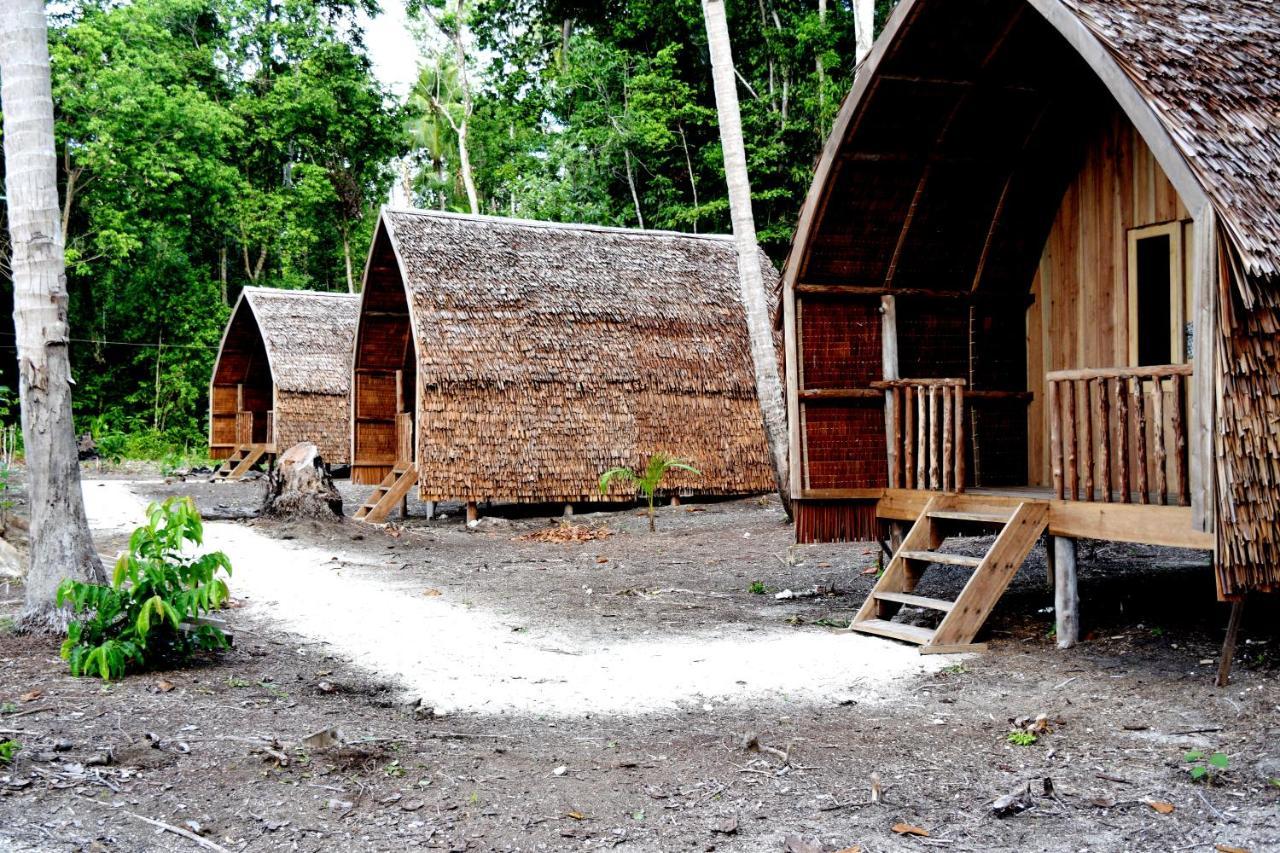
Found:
<box><xmin>382</xmin><ymin>206</ymin><xmax>736</xmax><ymax>244</ymax></box>
<box><xmin>243</xmin><ymin>286</ymin><xmax>358</xmax><ymax>299</ymax></box>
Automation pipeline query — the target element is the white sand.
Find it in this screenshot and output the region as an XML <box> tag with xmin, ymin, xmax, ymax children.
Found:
<box><xmin>83</xmin><ymin>481</ymin><xmax>953</xmax><ymax>717</ymax></box>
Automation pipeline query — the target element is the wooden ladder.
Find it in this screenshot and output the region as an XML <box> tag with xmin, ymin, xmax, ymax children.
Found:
<box><xmin>353</xmin><ymin>464</ymin><xmax>418</xmax><ymax>523</ymax></box>
<box><xmin>212</xmin><ymin>445</ymin><xmax>267</xmax><ymax>482</ymax></box>
<box><xmin>850</xmin><ymin>496</ymin><xmax>1049</xmax><ymax>653</ymax></box>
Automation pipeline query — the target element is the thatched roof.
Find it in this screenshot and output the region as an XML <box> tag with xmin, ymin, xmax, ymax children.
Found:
<box><xmin>236</xmin><ymin>287</ymin><xmax>360</xmax><ymax>396</ymax></box>
<box><xmin>1062</xmin><ymin>0</ymin><xmax>1280</xmax><ymax>285</ymax></box>
<box><xmin>382</xmin><ymin>209</ymin><xmax>772</xmax><ymax>395</ymax></box>
<box><xmin>359</xmin><ymin>208</ymin><xmax>777</xmax><ymax>502</ymax></box>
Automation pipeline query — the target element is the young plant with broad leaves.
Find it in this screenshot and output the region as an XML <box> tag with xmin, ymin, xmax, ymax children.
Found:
<box><xmin>599</xmin><ymin>453</ymin><xmax>700</xmax><ymax>532</ymax></box>
<box><xmin>57</xmin><ymin>497</ymin><xmax>232</xmax><ymax>680</ymax></box>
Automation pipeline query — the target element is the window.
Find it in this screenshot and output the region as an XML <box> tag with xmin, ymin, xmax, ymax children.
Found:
<box><xmin>1127</xmin><ymin>222</ymin><xmax>1186</xmax><ymax>366</ymax></box>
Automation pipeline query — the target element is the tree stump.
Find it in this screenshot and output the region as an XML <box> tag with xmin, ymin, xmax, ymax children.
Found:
<box><xmin>261</xmin><ymin>443</ymin><xmax>343</xmax><ymax>520</ymax></box>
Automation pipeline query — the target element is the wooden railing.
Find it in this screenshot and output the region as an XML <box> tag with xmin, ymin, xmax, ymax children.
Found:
<box><xmin>873</xmin><ymin>378</ymin><xmax>966</xmax><ymax>493</ymax></box>
<box><xmin>1046</xmin><ymin>364</ymin><xmax>1191</xmax><ymax>505</ymax></box>
<box><xmin>235</xmin><ymin>411</ymin><xmax>254</xmax><ymax>446</ymax></box>
<box><xmin>264</xmin><ymin>410</ymin><xmax>274</xmax><ymax>447</ymax></box>
<box><xmin>396</xmin><ymin>412</ymin><xmax>413</xmax><ymax>464</ymax></box>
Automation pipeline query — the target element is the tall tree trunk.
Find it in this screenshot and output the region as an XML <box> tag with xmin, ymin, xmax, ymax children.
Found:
<box><xmin>677</xmin><ymin>123</ymin><xmax>699</xmax><ymax>233</ymax></box>
<box><xmin>701</xmin><ymin>0</ymin><xmax>792</xmax><ymax>517</ymax></box>
<box><xmin>623</xmin><ymin>148</ymin><xmax>645</xmax><ymax>229</ymax></box>
<box><xmin>855</xmin><ymin>0</ymin><xmax>875</xmax><ymax>65</ymax></box>
<box><xmin>816</xmin><ymin>0</ymin><xmax>827</xmax><ymax>115</ymax></box>
<box><xmin>451</xmin><ymin>1</ymin><xmax>480</xmax><ymax>215</ymax></box>
<box><xmin>0</xmin><ymin>0</ymin><xmax>105</xmax><ymax>628</ymax></box>
<box><xmin>341</xmin><ymin>226</ymin><xmax>355</xmax><ymax>293</ymax></box>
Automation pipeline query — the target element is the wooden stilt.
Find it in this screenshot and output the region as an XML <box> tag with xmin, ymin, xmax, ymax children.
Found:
<box><xmin>888</xmin><ymin>521</ymin><xmax>906</xmax><ymax>552</ymax></box>
<box><xmin>1216</xmin><ymin>599</ymin><xmax>1245</xmax><ymax>688</ymax></box>
<box><xmin>400</xmin><ymin>495</ymin><xmax>409</xmax><ymax>519</ymax></box>
<box><xmin>1054</xmin><ymin>537</ymin><xmax>1078</xmax><ymax>649</ymax></box>
<box><xmin>669</xmin><ymin>495</ymin><xmax>681</xmax><ymax>507</ymax></box>
<box><xmin>423</xmin><ymin>501</ymin><xmax>435</xmax><ymax>520</ymax></box>
<box><xmin>466</xmin><ymin>502</ymin><xmax>479</xmax><ymax>524</ymax></box>
<box><xmin>563</xmin><ymin>503</ymin><xmax>574</xmax><ymax>517</ymax></box>
<box><xmin>1044</xmin><ymin>534</ymin><xmax>1056</xmax><ymax>588</ymax></box>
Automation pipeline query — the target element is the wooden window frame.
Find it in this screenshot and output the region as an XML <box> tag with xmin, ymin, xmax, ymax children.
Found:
<box><xmin>1126</xmin><ymin>221</ymin><xmax>1186</xmax><ymax>366</ymax></box>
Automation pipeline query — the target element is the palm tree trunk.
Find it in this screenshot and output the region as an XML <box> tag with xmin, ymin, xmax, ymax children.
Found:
<box><xmin>855</xmin><ymin>0</ymin><xmax>875</xmax><ymax>65</ymax></box>
<box><xmin>0</xmin><ymin>0</ymin><xmax>105</xmax><ymax>629</ymax></box>
<box><xmin>701</xmin><ymin>0</ymin><xmax>791</xmax><ymax>517</ymax></box>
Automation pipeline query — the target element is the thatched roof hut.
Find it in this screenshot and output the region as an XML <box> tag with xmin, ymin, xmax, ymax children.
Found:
<box><xmin>351</xmin><ymin>208</ymin><xmax>775</xmax><ymax>505</ymax></box>
<box><xmin>779</xmin><ymin>0</ymin><xmax>1280</xmax><ymax>598</ymax></box>
<box><xmin>209</xmin><ymin>287</ymin><xmax>359</xmax><ymax>464</ymax></box>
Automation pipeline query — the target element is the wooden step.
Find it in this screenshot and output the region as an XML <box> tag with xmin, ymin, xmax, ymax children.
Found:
<box><xmin>898</xmin><ymin>550</ymin><xmax>983</xmax><ymax>568</ymax></box>
<box><xmin>850</xmin><ymin>618</ymin><xmax>935</xmax><ymax>645</ymax></box>
<box><xmin>927</xmin><ymin>508</ymin><xmax>1012</xmax><ymax>524</ymax></box>
<box><xmin>873</xmin><ymin>591</ymin><xmax>955</xmax><ymax>612</ymax></box>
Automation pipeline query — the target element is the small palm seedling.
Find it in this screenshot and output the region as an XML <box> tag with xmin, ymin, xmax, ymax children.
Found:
<box><xmin>1184</xmin><ymin>750</ymin><xmax>1229</xmax><ymax>784</ymax></box>
<box><xmin>599</xmin><ymin>453</ymin><xmax>701</xmax><ymax>532</ymax></box>
<box><xmin>58</xmin><ymin>497</ymin><xmax>232</xmax><ymax>680</ymax></box>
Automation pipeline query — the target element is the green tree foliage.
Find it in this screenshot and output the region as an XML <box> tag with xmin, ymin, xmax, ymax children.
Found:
<box><xmin>408</xmin><ymin>0</ymin><xmax>897</xmax><ymax>254</ymax></box>
<box><xmin>0</xmin><ymin>0</ymin><xmax>403</xmax><ymax>452</ymax></box>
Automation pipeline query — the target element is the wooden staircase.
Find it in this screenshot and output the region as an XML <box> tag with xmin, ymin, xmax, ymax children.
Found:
<box><xmin>212</xmin><ymin>445</ymin><xmax>268</xmax><ymax>482</ymax></box>
<box><xmin>850</xmin><ymin>495</ymin><xmax>1049</xmax><ymax>653</ymax></box>
<box><xmin>353</xmin><ymin>463</ymin><xmax>418</xmax><ymax>523</ymax></box>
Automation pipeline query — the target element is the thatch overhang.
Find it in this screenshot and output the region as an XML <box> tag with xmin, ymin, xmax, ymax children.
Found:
<box><xmin>779</xmin><ymin>0</ymin><xmax>1280</xmax><ymax>595</ymax></box>
<box><xmin>209</xmin><ymin>287</ymin><xmax>359</xmax><ymax>464</ymax></box>
<box><xmin>351</xmin><ymin>208</ymin><xmax>776</xmax><ymax>503</ymax></box>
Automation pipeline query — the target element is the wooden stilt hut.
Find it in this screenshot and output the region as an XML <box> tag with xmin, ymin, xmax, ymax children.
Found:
<box><xmin>779</xmin><ymin>0</ymin><xmax>1280</xmax><ymax>651</ymax></box>
<box><xmin>349</xmin><ymin>208</ymin><xmax>776</xmax><ymax>522</ymax></box>
<box><xmin>209</xmin><ymin>287</ymin><xmax>359</xmax><ymax>478</ymax></box>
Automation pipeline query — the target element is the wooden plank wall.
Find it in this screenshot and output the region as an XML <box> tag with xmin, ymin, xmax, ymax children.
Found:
<box><xmin>1026</xmin><ymin>110</ymin><xmax>1192</xmax><ymax>486</ymax></box>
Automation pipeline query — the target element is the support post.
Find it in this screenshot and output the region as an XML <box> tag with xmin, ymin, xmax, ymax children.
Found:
<box><xmin>1044</xmin><ymin>534</ymin><xmax>1056</xmax><ymax>588</ymax></box>
<box><xmin>423</xmin><ymin>501</ymin><xmax>435</xmax><ymax>520</ymax></box>
<box><xmin>1216</xmin><ymin>599</ymin><xmax>1244</xmax><ymax>688</ymax></box>
<box><xmin>465</xmin><ymin>502</ymin><xmax>479</xmax><ymax>524</ymax></box>
<box><xmin>888</xmin><ymin>521</ymin><xmax>906</xmax><ymax>553</ymax></box>
<box><xmin>400</xmin><ymin>495</ymin><xmax>409</xmax><ymax>520</ymax></box>
<box><xmin>881</xmin><ymin>295</ymin><xmax>899</xmax><ymax>487</ymax></box>
<box><xmin>669</xmin><ymin>495</ymin><xmax>681</xmax><ymax>507</ymax></box>
<box><xmin>1054</xmin><ymin>536</ymin><xmax>1078</xmax><ymax>649</ymax></box>
<box><xmin>563</xmin><ymin>503</ymin><xmax>574</xmax><ymax>517</ymax></box>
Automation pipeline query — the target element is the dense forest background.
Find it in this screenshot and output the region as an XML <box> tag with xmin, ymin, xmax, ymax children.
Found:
<box><xmin>0</xmin><ymin>0</ymin><xmax>893</xmax><ymax>459</ymax></box>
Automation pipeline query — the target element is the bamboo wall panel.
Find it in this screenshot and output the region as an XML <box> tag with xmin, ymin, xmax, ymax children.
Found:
<box><xmin>275</xmin><ymin>391</ymin><xmax>351</xmax><ymax>463</ymax></box>
<box><xmin>1026</xmin><ymin>110</ymin><xmax>1192</xmax><ymax>486</ymax></box>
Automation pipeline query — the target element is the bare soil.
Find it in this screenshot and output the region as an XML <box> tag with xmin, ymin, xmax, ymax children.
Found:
<box><xmin>1</xmin><ymin>473</ymin><xmax>1278</xmax><ymax>852</ymax></box>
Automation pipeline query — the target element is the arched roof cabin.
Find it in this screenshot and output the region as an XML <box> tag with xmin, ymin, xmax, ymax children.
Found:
<box><xmin>781</xmin><ymin>0</ymin><xmax>1280</xmax><ymax>612</ymax></box>
<box><xmin>351</xmin><ymin>208</ymin><xmax>776</xmax><ymax>509</ymax></box>
<box><xmin>209</xmin><ymin>288</ymin><xmax>359</xmax><ymax>466</ymax></box>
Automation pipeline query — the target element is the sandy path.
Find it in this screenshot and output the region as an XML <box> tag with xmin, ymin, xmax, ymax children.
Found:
<box><xmin>82</xmin><ymin>480</ymin><xmax>951</xmax><ymax>717</ymax></box>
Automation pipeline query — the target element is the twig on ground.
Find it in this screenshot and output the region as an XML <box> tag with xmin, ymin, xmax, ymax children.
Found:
<box><xmin>126</xmin><ymin>812</ymin><xmax>231</xmax><ymax>852</ymax></box>
<box><xmin>7</xmin><ymin>706</ymin><xmax>54</xmax><ymax>719</ymax></box>
<box><xmin>1194</xmin><ymin>789</ymin><xmax>1235</xmax><ymax>823</ymax></box>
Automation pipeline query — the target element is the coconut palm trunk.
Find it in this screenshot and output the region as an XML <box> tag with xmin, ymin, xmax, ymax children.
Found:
<box><xmin>1</xmin><ymin>0</ymin><xmax>105</xmax><ymax>629</ymax></box>
<box><xmin>701</xmin><ymin>0</ymin><xmax>791</xmax><ymax>515</ymax></box>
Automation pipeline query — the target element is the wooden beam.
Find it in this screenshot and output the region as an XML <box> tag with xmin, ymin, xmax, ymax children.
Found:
<box><xmin>796</xmin><ymin>283</ymin><xmax>1035</xmax><ymax>305</ymax></box>
<box><xmin>799</xmin><ymin>388</ymin><xmax>882</xmax><ymax>401</ymax></box>
<box><xmin>1216</xmin><ymin>599</ymin><xmax>1244</xmax><ymax>687</ymax></box>
<box><xmin>1054</xmin><ymin>536</ymin><xmax>1079</xmax><ymax>649</ymax></box>
<box><xmin>1189</xmin><ymin>208</ymin><xmax>1218</xmax><ymax>532</ymax></box>
<box><xmin>1047</xmin><ymin>364</ymin><xmax>1192</xmax><ymax>382</ymax></box>
<box><xmin>882</xmin><ymin>295</ymin><xmax>899</xmax><ymax>488</ymax></box>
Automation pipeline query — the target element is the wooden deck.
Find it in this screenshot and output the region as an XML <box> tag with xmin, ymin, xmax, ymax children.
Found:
<box><xmin>874</xmin><ymin>487</ymin><xmax>1211</xmax><ymax>550</ymax></box>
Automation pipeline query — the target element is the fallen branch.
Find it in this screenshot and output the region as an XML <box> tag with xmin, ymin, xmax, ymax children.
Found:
<box><xmin>126</xmin><ymin>813</ymin><xmax>231</xmax><ymax>853</ymax></box>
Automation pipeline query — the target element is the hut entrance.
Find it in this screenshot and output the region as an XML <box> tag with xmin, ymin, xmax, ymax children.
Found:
<box><xmin>210</xmin><ymin>298</ymin><xmax>275</xmax><ymax>459</ymax></box>
<box><xmin>352</xmin><ymin>223</ymin><xmax>418</xmax><ymax>487</ymax></box>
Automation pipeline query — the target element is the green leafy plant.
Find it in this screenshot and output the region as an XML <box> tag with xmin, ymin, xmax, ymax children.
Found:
<box><xmin>58</xmin><ymin>497</ymin><xmax>232</xmax><ymax>681</ymax></box>
<box><xmin>599</xmin><ymin>453</ymin><xmax>700</xmax><ymax>532</ymax></box>
<box><xmin>748</xmin><ymin>581</ymin><xmax>768</xmax><ymax>595</ymax></box>
<box><xmin>1007</xmin><ymin>731</ymin><xmax>1038</xmax><ymax>747</ymax></box>
<box><xmin>1184</xmin><ymin>750</ymin><xmax>1229</xmax><ymax>783</ymax></box>
<box><xmin>0</xmin><ymin>739</ymin><xmax>19</xmax><ymax>765</ymax></box>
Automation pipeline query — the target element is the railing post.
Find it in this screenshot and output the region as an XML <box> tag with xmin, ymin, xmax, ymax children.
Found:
<box><xmin>1049</xmin><ymin>379</ymin><xmax>1063</xmax><ymax>499</ymax></box>
<box><xmin>954</xmin><ymin>384</ymin><xmax>966</xmax><ymax>493</ymax></box>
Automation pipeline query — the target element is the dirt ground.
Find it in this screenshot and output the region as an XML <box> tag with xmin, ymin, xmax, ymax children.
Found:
<box><xmin>1</xmin><ymin>471</ymin><xmax>1278</xmax><ymax>852</ymax></box>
